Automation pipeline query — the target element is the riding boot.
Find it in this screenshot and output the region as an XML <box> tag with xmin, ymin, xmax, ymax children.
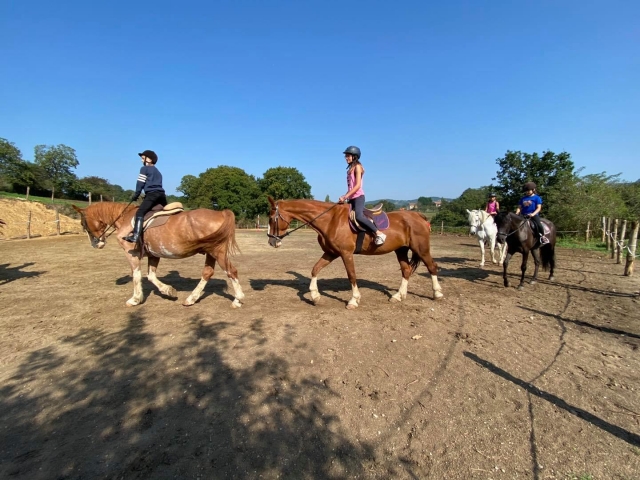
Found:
<box><xmin>123</xmin><ymin>217</ymin><xmax>144</xmax><ymax>245</ymax></box>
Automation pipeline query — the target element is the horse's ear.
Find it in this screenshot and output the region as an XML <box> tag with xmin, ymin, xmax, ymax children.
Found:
<box><xmin>267</xmin><ymin>196</ymin><xmax>276</xmax><ymax>208</ymax></box>
<box><xmin>71</xmin><ymin>205</ymin><xmax>84</xmax><ymax>214</ymax></box>
<box><xmin>466</xmin><ymin>209</ymin><xmax>471</xmax><ymax>214</ymax></box>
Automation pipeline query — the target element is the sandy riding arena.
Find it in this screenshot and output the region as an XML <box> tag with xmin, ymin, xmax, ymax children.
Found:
<box><xmin>1</xmin><ymin>231</ymin><xmax>639</xmax><ymax>479</ymax></box>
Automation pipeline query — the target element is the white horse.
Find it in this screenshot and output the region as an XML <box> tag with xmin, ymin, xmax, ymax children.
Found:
<box><xmin>466</xmin><ymin>209</ymin><xmax>507</xmax><ymax>267</ymax></box>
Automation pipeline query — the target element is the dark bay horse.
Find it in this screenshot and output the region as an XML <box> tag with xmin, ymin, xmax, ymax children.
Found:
<box><xmin>266</xmin><ymin>197</ymin><xmax>442</xmax><ymax>309</ymax></box>
<box><xmin>72</xmin><ymin>202</ymin><xmax>245</xmax><ymax>307</ymax></box>
<box><xmin>494</xmin><ymin>211</ymin><xmax>556</xmax><ymax>289</ymax></box>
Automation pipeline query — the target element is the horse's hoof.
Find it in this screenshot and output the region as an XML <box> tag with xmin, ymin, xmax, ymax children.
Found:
<box><xmin>549</xmin><ymin>276</ymin><xmax>555</xmax><ymax>282</ymax></box>
<box><xmin>311</xmin><ymin>294</ymin><xmax>321</xmax><ymax>305</ymax></box>
<box><xmin>517</xmin><ymin>285</ymin><xmax>524</xmax><ymax>291</ymax></box>
<box><xmin>530</xmin><ymin>280</ymin><xmax>537</xmax><ymax>285</ymax></box>
<box><xmin>346</xmin><ymin>303</ymin><xmax>358</xmax><ymax>310</ymax></box>
<box><xmin>231</xmin><ymin>299</ymin><xmax>242</xmax><ymax>308</ymax></box>
<box><xmin>182</xmin><ymin>299</ymin><xmax>195</xmax><ymax>307</ymax></box>
<box><xmin>434</xmin><ymin>291</ymin><xmax>444</xmax><ymax>300</ymax></box>
<box><xmin>126</xmin><ymin>299</ymin><xmax>140</xmax><ymax>307</ymax></box>
<box><xmin>389</xmin><ymin>295</ymin><xmax>401</xmax><ymax>303</ymax></box>
<box><xmin>164</xmin><ymin>287</ymin><xmax>178</xmax><ymax>297</ymax></box>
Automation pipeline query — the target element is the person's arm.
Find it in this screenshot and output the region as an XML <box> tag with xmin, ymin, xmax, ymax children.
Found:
<box><xmin>495</xmin><ymin>201</ymin><xmax>500</xmax><ymax>211</ymax></box>
<box><xmin>339</xmin><ymin>166</ymin><xmax>363</xmax><ymax>203</ymax></box>
<box><xmin>132</xmin><ymin>166</ymin><xmax>148</xmax><ymax>201</ymax></box>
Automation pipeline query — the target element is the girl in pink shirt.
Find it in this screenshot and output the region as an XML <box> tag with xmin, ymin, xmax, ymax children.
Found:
<box><xmin>485</xmin><ymin>193</ymin><xmax>500</xmax><ymax>217</ymax></box>
<box><xmin>338</xmin><ymin>146</ymin><xmax>386</xmax><ymax>245</ymax></box>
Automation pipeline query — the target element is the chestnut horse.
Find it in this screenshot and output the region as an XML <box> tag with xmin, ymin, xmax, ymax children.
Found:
<box><xmin>267</xmin><ymin>197</ymin><xmax>443</xmax><ymax>309</ymax></box>
<box><xmin>494</xmin><ymin>211</ymin><xmax>556</xmax><ymax>289</ymax></box>
<box><xmin>72</xmin><ymin>202</ymin><xmax>245</xmax><ymax>307</ymax></box>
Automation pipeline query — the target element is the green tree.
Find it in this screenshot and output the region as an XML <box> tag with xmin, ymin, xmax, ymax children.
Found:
<box><xmin>324</xmin><ymin>194</ymin><xmax>330</xmax><ymax>202</ymax></box>
<box><xmin>0</xmin><ymin>138</ymin><xmax>24</xmax><ymax>189</ymax></box>
<box><xmin>178</xmin><ymin>166</ymin><xmax>261</xmax><ymax>218</ymax></box>
<box><xmin>492</xmin><ymin>150</ymin><xmax>575</xmax><ymax>211</ymax></box>
<box><xmin>432</xmin><ymin>187</ymin><xmax>491</xmax><ymax>226</ymax></box>
<box><xmin>417</xmin><ymin>196</ymin><xmax>432</xmax><ymax>208</ymax></box>
<box><xmin>380</xmin><ymin>200</ymin><xmax>396</xmax><ymax>212</ymax></box>
<box><xmin>258</xmin><ymin>167</ymin><xmax>312</xmax><ymax>200</ymax></box>
<box><xmin>34</xmin><ymin>144</ymin><xmax>79</xmax><ymax>199</ymax></box>
<box><xmin>546</xmin><ymin>172</ymin><xmax>628</xmax><ymax>231</ymax></box>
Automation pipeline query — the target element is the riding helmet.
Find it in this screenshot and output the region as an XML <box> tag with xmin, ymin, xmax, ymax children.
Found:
<box><xmin>522</xmin><ymin>181</ymin><xmax>536</xmax><ymax>192</ymax></box>
<box><xmin>138</xmin><ymin>150</ymin><xmax>158</xmax><ymax>164</ymax></box>
<box><xmin>343</xmin><ymin>146</ymin><xmax>361</xmax><ymax>159</ymax></box>
<box><xmin>488</xmin><ymin>193</ymin><xmax>497</xmax><ymax>198</ymax></box>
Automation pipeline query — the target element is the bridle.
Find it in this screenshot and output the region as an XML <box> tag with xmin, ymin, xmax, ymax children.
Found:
<box><xmin>267</xmin><ymin>202</ymin><xmax>338</xmax><ymax>242</ymax></box>
<box><xmin>80</xmin><ymin>201</ymin><xmax>134</xmax><ymax>245</ymax></box>
<box><xmin>496</xmin><ymin>213</ymin><xmax>528</xmax><ymax>240</ymax></box>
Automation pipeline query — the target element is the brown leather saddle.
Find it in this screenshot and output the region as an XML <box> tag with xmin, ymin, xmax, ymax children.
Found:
<box><xmin>131</xmin><ymin>202</ymin><xmax>185</xmax><ymax>231</ymax></box>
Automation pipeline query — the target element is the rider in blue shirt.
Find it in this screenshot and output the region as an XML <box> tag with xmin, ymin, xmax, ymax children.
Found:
<box><xmin>515</xmin><ymin>181</ymin><xmax>548</xmax><ymax>244</ymax></box>
<box><xmin>122</xmin><ymin>150</ymin><xmax>167</xmax><ymax>246</ymax></box>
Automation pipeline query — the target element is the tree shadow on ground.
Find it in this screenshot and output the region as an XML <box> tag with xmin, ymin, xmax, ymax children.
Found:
<box><xmin>519</xmin><ymin>306</ymin><xmax>640</xmax><ymax>340</ymax></box>
<box><xmin>463</xmin><ymin>351</ymin><xmax>640</xmax><ymax>448</ymax></box>
<box><xmin>0</xmin><ymin>312</ymin><xmax>376</xmax><ymax>479</ymax></box>
<box><xmin>0</xmin><ymin>262</ymin><xmax>45</xmax><ymax>285</ymax></box>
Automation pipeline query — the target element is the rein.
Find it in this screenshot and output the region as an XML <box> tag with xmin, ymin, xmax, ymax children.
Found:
<box><xmin>500</xmin><ymin>215</ymin><xmax>529</xmax><ymax>238</ymax></box>
<box><xmin>267</xmin><ymin>202</ymin><xmax>338</xmax><ymax>241</ymax></box>
<box><xmin>84</xmin><ymin>201</ymin><xmax>134</xmax><ymax>242</ymax></box>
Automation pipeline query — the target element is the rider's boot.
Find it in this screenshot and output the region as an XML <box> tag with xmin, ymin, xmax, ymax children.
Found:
<box><xmin>123</xmin><ymin>217</ymin><xmax>144</xmax><ymax>245</ymax></box>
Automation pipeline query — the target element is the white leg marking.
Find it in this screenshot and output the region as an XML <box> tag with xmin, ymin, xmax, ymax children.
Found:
<box><xmin>126</xmin><ymin>267</ymin><xmax>144</xmax><ymax>306</ymax></box>
<box><xmin>230</xmin><ymin>277</ymin><xmax>245</xmax><ymax>303</ymax></box>
<box><xmin>184</xmin><ymin>277</ymin><xmax>208</xmax><ymax>306</ymax></box>
<box><xmin>347</xmin><ymin>284</ymin><xmax>361</xmax><ymax>309</ymax></box>
<box><xmin>309</xmin><ymin>276</ymin><xmax>321</xmax><ymax>303</ymax></box>
<box><xmin>391</xmin><ymin>277</ymin><xmax>409</xmax><ymax>302</ymax></box>
<box><xmin>431</xmin><ymin>275</ymin><xmax>444</xmax><ymax>300</ymax></box>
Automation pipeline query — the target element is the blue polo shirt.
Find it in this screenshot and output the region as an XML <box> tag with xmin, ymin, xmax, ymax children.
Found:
<box><xmin>519</xmin><ymin>194</ymin><xmax>542</xmax><ymax>216</ymax></box>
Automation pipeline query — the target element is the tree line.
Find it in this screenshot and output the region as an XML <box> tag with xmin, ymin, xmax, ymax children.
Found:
<box><xmin>432</xmin><ymin>150</ymin><xmax>640</xmax><ymax>234</ymax></box>
<box><xmin>2</xmin><ymin>137</ymin><xmax>638</xmax><ymax>232</ymax></box>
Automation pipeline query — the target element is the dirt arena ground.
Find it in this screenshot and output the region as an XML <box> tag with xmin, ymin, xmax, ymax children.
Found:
<box><xmin>1</xmin><ymin>230</ymin><xmax>639</xmax><ymax>479</ymax></box>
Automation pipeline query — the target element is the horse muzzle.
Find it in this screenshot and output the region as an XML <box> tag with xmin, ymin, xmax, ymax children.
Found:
<box><xmin>268</xmin><ymin>237</ymin><xmax>282</xmax><ymax>248</ymax></box>
<box><xmin>470</xmin><ymin>227</ymin><xmax>477</xmax><ymax>235</ymax></box>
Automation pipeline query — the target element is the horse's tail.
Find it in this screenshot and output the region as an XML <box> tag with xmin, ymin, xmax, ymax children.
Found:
<box><xmin>541</xmin><ymin>242</ymin><xmax>555</xmax><ymax>272</ymax></box>
<box><xmin>408</xmin><ymin>213</ymin><xmax>432</xmax><ymax>274</ymax></box>
<box><xmin>220</xmin><ymin>210</ymin><xmax>239</xmax><ymax>265</ymax></box>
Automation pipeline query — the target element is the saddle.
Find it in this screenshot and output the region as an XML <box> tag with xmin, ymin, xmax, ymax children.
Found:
<box><xmin>348</xmin><ymin>203</ymin><xmax>390</xmax><ymax>232</ymax></box>
<box><xmin>526</xmin><ymin>218</ymin><xmax>551</xmax><ymax>236</ymax></box>
<box><xmin>131</xmin><ymin>202</ymin><xmax>185</xmax><ymax>231</ymax></box>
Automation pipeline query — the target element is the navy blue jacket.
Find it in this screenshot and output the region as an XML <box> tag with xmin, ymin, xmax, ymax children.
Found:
<box><xmin>135</xmin><ymin>165</ymin><xmax>165</xmax><ymax>197</ymax></box>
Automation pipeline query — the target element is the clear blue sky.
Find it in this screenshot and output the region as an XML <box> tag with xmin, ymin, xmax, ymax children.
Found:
<box><xmin>1</xmin><ymin>0</ymin><xmax>638</xmax><ymax>201</ymax></box>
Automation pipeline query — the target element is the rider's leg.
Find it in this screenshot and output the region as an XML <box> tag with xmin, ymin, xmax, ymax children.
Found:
<box><xmin>352</xmin><ymin>196</ymin><xmax>385</xmax><ymax>244</ymax></box>
<box><xmin>531</xmin><ymin>214</ymin><xmax>548</xmax><ymax>243</ymax></box>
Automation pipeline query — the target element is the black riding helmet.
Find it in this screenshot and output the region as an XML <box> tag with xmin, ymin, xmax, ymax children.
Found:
<box><xmin>343</xmin><ymin>146</ymin><xmax>361</xmax><ymax>160</ymax></box>
<box><xmin>138</xmin><ymin>150</ymin><xmax>158</xmax><ymax>164</ymax></box>
<box><xmin>522</xmin><ymin>181</ymin><xmax>536</xmax><ymax>192</ymax></box>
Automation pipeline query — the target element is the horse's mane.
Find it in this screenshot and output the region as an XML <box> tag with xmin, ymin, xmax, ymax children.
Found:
<box><xmin>86</xmin><ymin>201</ymin><xmax>136</xmax><ymax>221</ymax></box>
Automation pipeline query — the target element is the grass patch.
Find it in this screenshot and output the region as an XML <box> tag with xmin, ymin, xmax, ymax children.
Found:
<box><xmin>0</xmin><ymin>191</ymin><xmax>90</xmax><ymax>207</ymax></box>
<box><xmin>556</xmin><ymin>237</ymin><xmax>608</xmax><ymax>252</ymax></box>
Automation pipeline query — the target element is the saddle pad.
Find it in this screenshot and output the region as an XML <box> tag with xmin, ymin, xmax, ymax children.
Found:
<box><xmin>527</xmin><ymin>219</ymin><xmax>551</xmax><ymax>236</ymax></box>
<box><xmin>349</xmin><ymin>205</ymin><xmax>390</xmax><ymax>232</ymax></box>
<box><xmin>130</xmin><ymin>207</ymin><xmax>185</xmax><ymax>230</ymax></box>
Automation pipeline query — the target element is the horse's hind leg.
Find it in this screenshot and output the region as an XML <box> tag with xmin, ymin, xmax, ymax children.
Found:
<box><xmin>183</xmin><ymin>254</ymin><xmax>215</xmax><ymax>306</ymax></box>
<box><xmin>417</xmin><ymin>247</ymin><xmax>443</xmax><ymax>300</ymax></box>
<box><xmin>147</xmin><ymin>256</ymin><xmax>177</xmax><ymax>297</ymax></box>
<box><xmin>391</xmin><ymin>247</ymin><xmax>412</xmax><ymax>302</ymax></box>
<box><xmin>216</xmin><ymin>252</ymin><xmax>245</xmax><ymax>308</ymax></box>
<box><xmin>310</xmin><ymin>252</ymin><xmax>337</xmax><ymax>304</ymax></box>
<box><xmin>478</xmin><ymin>237</ymin><xmax>486</xmax><ymax>267</ymax></box>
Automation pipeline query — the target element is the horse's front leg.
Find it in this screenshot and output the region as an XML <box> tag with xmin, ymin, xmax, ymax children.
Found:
<box><xmin>310</xmin><ymin>252</ymin><xmax>337</xmax><ymax>304</ymax></box>
<box><xmin>502</xmin><ymin>250</ymin><xmax>513</xmax><ymax>287</ymax></box>
<box><xmin>122</xmin><ymin>246</ymin><xmax>144</xmax><ymax>306</ymax></box>
<box><xmin>147</xmin><ymin>256</ymin><xmax>177</xmax><ymax>298</ymax></box>
<box><xmin>489</xmin><ymin>235</ymin><xmax>498</xmax><ymax>264</ymax></box>
<box><xmin>391</xmin><ymin>247</ymin><xmax>412</xmax><ymax>302</ymax></box>
<box><xmin>517</xmin><ymin>251</ymin><xmax>529</xmax><ymax>290</ymax></box>
<box><xmin>498</xmin><ymin>242</ymin><xmax>507</xmax><ymax>266</ymax></box>
<box><xmin>478</xmin><ymin>237</ymin><xmax>486</xmax><ymax>267</ymax></box>
<box><xmin>213</xmin><ymin>252</ymin><xmax>245</xmax><ymax>308</ymax></box>
<box><xmin>340</xmin><ymin>253</ymin><xmax>361</xmax><ymax>309</ymax></box>
<box><xmin>530</xmin><ymin>249</ymin><xmax>542</xmax><ymax>284</ymax></box>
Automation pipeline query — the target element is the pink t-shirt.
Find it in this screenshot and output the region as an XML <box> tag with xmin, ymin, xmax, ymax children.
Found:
<box><xmin>486</xmin><ymin>200</ymin><xmax>498</xmax><ymax>214</ymax></box>
<box><xmin>347</xmin><ymin>168</ymin><xmax>364</xmax><ymax>199</ymax></box>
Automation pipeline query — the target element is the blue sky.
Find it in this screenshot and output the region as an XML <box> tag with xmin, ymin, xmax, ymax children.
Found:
<box><xmin>1</xmin><ymin>0</ymin><xmax>638</xmax><ymax>200</ymax></box>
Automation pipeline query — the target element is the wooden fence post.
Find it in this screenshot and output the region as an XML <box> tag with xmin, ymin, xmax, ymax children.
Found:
<box><xmin>27</xmin><ymin>211</ymin><xmax>31</xmax><ymax>239</ymax></box>
<box><xmin>88</xmin><ymin>192</ymin><xmax>92</xmax><ymax>205</ymax></box>
<box><xmin>624</xmin><ymin>221</ymin><xmax>638</xmax><ymax>276</ymax></box>
<box><xmin>606</xmin><ymin>217</ymin><xmax>611</xmax><ymax>250</ymax></box>
<box><xmin>586</xmin><ymin>221</ymin><xmax>590</xmax><ymax>243</ymax></box>
<box><xmin>611</xmin><ymin>219</ymin><xmax>618</xmax><ymax>259</ymax></box>
<box><xmin>601</xmin><ymin>216</ymin><xmax>606</xmax><ymax>243</ymax></box>
<box><xmin>440</xmin><ymin>221</ymin><xmax>444</xmax><ymax>235</ymax></box>
<box><xmin>56</xmin><ymin>208</ymin><xmax>61</xmax><ymax>236</ymax></box>
<box><xmin>100</xmin><ymin>194</ymin><xmax>103</xmax><ymax>202</ymax></box>
<box><xmin>617</xmin><ymin>220</ymin><xmax>627</xmax><ymax>264</ymax></box>
<box><xmin>26</xmin><ymin>186</ymin><xmax>30</xmax><ymax>201</ymax></box>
